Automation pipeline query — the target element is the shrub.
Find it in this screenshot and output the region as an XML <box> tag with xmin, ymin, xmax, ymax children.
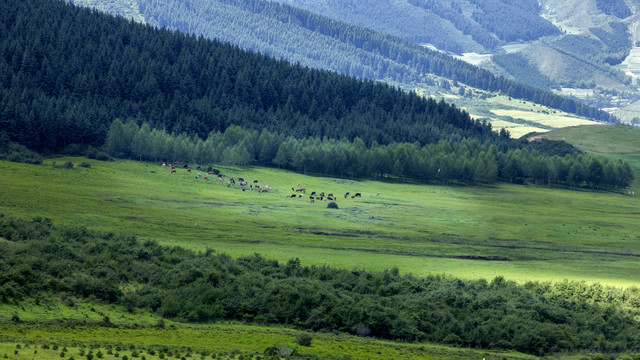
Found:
<box><xmin>294</xmin><ymin>334</ymin><xmax>312</xmax><ymax>347</ymax></box>
<box><xmin>62</xmin><ymin>161</ymin><xmax>74</xmax><ymax>169</ymax></box>
<box><xmin>95</xmin><ymin>152</ymin><xmax>113</xmax><ymax>161</ymax></box>
<box><xmin>355</xmin><ymin>325</ymin><xmax>371</xmax><ymax>337</ymax></box>
<box><xmin>327</xmin><ymin>201</ymin><xmax>338</xmax><ymax>209</ymax></box>
<box><xmin>442</xmin><ymin>334</ymin><xmax>462</xmax><ymax>345</ymax></box>
<box><xmin>79</xmin><ymin>162</ymin><xmax>91</xmax><ymax>168</ymax></box>
<box><xmin>1</xmin><ymin>143</ymin><xmax>42</xmax><ymax>164</ymax></box>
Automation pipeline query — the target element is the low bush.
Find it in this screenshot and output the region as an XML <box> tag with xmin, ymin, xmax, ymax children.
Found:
<box><xmin>294</xmin><ymin>334</ymin><xmax>312</xmax><ymax>347</ymax></box>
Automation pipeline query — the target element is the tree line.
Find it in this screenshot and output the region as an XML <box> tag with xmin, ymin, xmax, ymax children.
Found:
<box><xmin>2</xmin><ymin>214</ymin><xmax>640</xmax><ymax>355</ymax></box>
<box><xmin>104</xmin><ymin>119</ymin><xmax>634</xmax><ymax>189</ymax></box>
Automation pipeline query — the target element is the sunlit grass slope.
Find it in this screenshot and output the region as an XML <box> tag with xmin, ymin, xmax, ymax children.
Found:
<box><xmin>543</xmin><ymin>123</ymin><xmax>640</xmax><ymax>188</ymax></box>
<box><xmin>1</xmin><ymin>156</ymin><xmax>639</xmax><ymax>287</ymax></box>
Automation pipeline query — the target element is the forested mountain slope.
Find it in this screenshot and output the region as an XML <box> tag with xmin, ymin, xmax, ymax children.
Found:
<box><xmin>70</xmin><ymin>0</ymin><xmax>616</xmax><ymax>126</ymax></box>
<box><xmin>0</xmin><ymin>0</ymin><xmax>503</xmax><ymax>153</ymax></box>
<box><xmin>270</xmin><ymin>0</ymin><xmax>640</xmax><ymax>119</ymax></box>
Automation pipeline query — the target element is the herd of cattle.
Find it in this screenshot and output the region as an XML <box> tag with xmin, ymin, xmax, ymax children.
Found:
<box><xmin>161</xmin><ymin>162</ymin><xmax>378</xmax><ymax>203</ymax></box>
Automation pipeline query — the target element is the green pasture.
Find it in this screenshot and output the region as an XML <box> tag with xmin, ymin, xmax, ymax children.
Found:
<box><xmin>0</xmin><ymin>328</ymin><xmax>534</xmax><ymax>360</ymax></box>
<box><xmin>1</xmin><ymin>152</ymin><xmax>639</xmax><ymax>287</ymax></box>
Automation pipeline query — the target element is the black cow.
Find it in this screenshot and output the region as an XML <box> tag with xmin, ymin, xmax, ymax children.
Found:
<box><xmin>355</xmin><ymin>193</ymin><xmax>361</xmax><ymax>197</ymax></box>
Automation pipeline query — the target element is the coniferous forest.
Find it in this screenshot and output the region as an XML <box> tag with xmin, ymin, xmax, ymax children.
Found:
<box><xmin>0</xmin><ymin>0</ymin><xmax>499</xmax><ymax>153</ymax></box>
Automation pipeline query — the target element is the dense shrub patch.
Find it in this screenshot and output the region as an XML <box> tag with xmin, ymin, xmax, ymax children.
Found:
<box><xmin>1</xmin><ymin>215</ymin><xmax>640</xmax><ymax>355</ymax></box>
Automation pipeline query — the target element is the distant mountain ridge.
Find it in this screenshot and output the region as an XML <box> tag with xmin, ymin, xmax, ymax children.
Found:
<box><xmin>270</xmin><ymin>0</ymin><xmax>640</xmax><ymax>120</ymax></box>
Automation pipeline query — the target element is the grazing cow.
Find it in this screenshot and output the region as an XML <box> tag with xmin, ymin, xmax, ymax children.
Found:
<box><xmin>319</xmin><ymin>192</ymin><xmax>325</xmax><ymax>197</ymax></box>
<box><xmin>344</xmin><ymin>192</ymin><xmax>349</xmax><ymax>199</ymax></box>
<box><xmin>351</xmin><ymin>195</ymin><xmax>355</xmax><ymax>199</ymax></box>
<box><xmin>310</xmin><ymin>198</ymin><xmax>314</xmax><ymax>203</ymax></box>
<box><xmin>298</xmin><ymin>194</ymin><xmax>303</xmax><ymax>198</ymax></box>
<box><xmin>208</xmin><ymin>171</ymin><xmax>215</xmax><ymax>175</ymax></box>
<box><xmin>219</xmin><ymin>177</ymin><xmax>223</xmax><ymax>183</ymax></box>
<box><xmin>376</xmin><ymin>192</ymin><xmax>380</xmax><ymax>196</ymax></box>
<box><xmin>291</xmin><ymin>194</ymin><xmax>297</xmax><ymax>199</ymax></box>
<box><xmin>174</xmin><ymin>161</ymin><xmax>179</xmax><ymax>165</ymax></box>
<box><xmin>162</xmin><ymin>163</ymin><xmax>166</xmax><ymax>167</ymax></box>
<box><xmin>183</xmin><ymin>164</ymin><xmax>188</xmax><ymax>169</ymax></box>
<box><xmin>237</xmin><ymin>177</ymin><xmax>244</xmax><ymax>182</ymax></box>
<box><xmin>328</xmin><ymin>193</ymin><xmax>334</xmax><ymax>198</ymax></box>
<box><xmin>197</xmin><ymin>173</ymin><xmax>203</xmax><ymax>177</ymax></box>
<box><xmin>187</xmin><ymin>168</ymin><xmax>191</xmax><ymax>172</ymax></box>
<box><xmin>328</xmin><ymin>196</ymin><xmax>334</xmax><ymax>201</ymax></box>
<box><xmin>295</xmin><ymin>188</ymin><xmax>306</xmax><ymax>193</ymax></box>
<box><xmin>311</xmin><ymin>191</ymin><xmax>316</xmax><ymax>196</ymax></box>
<box><xmin>170</xmin><ymin>168</ymin><xmax>176</xmax><ymax>174</ymax></box>
<box><xmin>355</xmin><ymin>193</ymin><xmax>361</xmax><ymax>197</ymax></box>
<box><xmin>253</xmin><ymin>180</ymin><xmax>259</xmax><ymax>183</ymax></box>
<box><xmin>197</xmin><ymin>166</ymin><xmax>201</xmax><ymax>170</ymax></box>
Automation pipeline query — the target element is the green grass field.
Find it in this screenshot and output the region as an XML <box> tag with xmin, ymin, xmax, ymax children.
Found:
<box><xmin>1</xmin><ymin>150</ymin><xmax>639</xmax><ymax>287</ymax></box>
<box><xmin>0</xmin><ymin>300</ymin><xmax>536</xmax><ymax>360</ymax></box>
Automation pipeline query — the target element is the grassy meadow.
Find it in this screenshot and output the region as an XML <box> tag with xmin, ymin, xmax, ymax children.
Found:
<box><xmin>1</xmin><ymin>151</ymin><xmax>639</xmax><ymax>287</ymax></box>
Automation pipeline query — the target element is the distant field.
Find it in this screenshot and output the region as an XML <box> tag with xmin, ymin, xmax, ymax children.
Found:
<box><xmin>490</xmin><ymin>109</ymin><xmax>601</xmax><ymax>128</ymax></box>
<box><xmin>477</xmin><ymin>119</ymin><xmax>546</xmax><ymax>138</ymax></box>
<box><xmin>424</xmin><ymin>86</ymin><xmax>602</xmax><ymax>138</ymax></box>
<box><xmin>1</xmin><ymin>153</ymin><xmax>639</xmax><ymax>287</ymax></box>
<box><xmin>615</xmin><ymin>99</ymin><xmax>640</xmax><ymax>122</ymax></box>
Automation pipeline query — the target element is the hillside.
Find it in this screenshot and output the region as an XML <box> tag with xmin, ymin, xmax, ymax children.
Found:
<box><xmin>0</xmin><ymin>0</ymin><xmax>506</xmax><ymax>154</ymax></box>
<box><xmin>269</xmin><ymin>0</ymin><xmax>640</xmax><ymax>120</ymax></box>
<box><xmin>543</xmin><ymin>123</ymin><xmax>640</xmax><ymax>187</ymax></box>
<box><xmin>68</xmin><ymin>0</ymin><xmax>617</xmax><ymax>134</ymax></box>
